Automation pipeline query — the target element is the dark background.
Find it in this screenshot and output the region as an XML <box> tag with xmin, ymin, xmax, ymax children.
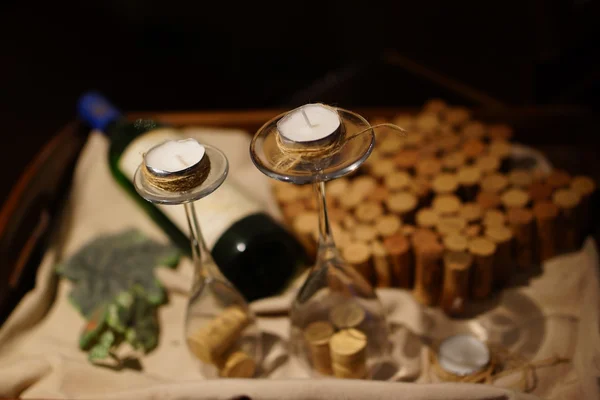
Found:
<box><xmin>1</xmin><ymin>0</ymin><xmax>599</xmax><ymax>206</ymax></box>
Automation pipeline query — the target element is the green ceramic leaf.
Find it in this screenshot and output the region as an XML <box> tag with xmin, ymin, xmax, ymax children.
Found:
<box><xmin>56</xmin><ymin>229</ymin><xmax>180</xmax><ymax>318</ymax></box>
<box><xmin>57</xmin><ymin>229</ymin><xmax>180</xmax><ymax>363</ymax></box>
<box><xmin>88</xmin><ymin>330</ymin><xmax>116</xmax><ymax>362</ymax></box>
<box><xmin>79</xmin><ymin>304</ymin><xmax>108</xmax><ymax>350</ymax></box>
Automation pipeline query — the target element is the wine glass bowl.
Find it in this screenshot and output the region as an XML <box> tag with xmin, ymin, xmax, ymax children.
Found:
<box><xmin>250</xmin><ymin>106</ymin><xmax>392</xmax><ymax>380</ymax></box>
<box><xmin>133</xmin><ymin>142</ymin><xmax>261</xmax><ymax>378</ymax></box>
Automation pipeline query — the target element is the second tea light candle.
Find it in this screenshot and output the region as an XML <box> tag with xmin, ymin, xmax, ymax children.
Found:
<box><xmin>277</xmin><ymin>103</ymin><xmax>342</xmax><ymax>145</ymax></box>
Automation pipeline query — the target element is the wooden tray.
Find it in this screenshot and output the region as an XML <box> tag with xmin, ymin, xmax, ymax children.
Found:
<box><xmin>1</xmin><ymin>106</ymin><xmax>599</xmax><ymax>328</ymax></box>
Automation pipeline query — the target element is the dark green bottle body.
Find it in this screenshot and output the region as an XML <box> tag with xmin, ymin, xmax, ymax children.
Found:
<box><xmin>91</xmin><ymin>116</ymin><xmax>308</xmax><ymax>302</ymax></box>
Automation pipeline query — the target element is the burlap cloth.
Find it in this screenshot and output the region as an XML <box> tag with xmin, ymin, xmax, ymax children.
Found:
<box><xmin>0</xmin><ymin>128</ymin><xmax>598</xmax><ymax>400</ymax></box>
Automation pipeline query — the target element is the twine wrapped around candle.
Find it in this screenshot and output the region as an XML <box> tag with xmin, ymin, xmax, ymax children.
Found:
<box><xmin>142</xmin><ymin>153</ymin><xmax>211</xmax><ymax>192</ymax></box>
<box><xmin>273</xmin><ymin>122</ymin><xmax>407</xmax><ymax>171</ymax></box>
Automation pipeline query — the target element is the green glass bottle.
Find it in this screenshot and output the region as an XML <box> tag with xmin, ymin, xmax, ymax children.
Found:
<box><xmin>77</xmin><ymin>92</ymin><xmax>308</xmax><ymax>301</ymax></box>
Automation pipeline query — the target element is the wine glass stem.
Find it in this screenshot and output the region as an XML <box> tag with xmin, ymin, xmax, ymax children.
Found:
<box><xmin>314</xmin><ymin>181</ymin><xmax>336</xmax><ymax>255</ymax></box>
<box><xmin>184</xmin><ymin>201</ymin><xmax>220</xmax><ymax>287</ymax></box>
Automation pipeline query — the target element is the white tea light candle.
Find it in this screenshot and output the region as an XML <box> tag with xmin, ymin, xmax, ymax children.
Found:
<box><xmin>142</xmin><ymin>138</ymin><xmax>212</xmax><ymax>192</ymax></box>
<box><xmin>277</xmin><ymin>103</ymin><xmax>341</xmax><ymax>144</ymax></box>
<box><xmin>145</xmin><ymin>138</ymin><xmax>206</xmax><ymax>175</ymax></box>
<box><xmin>437</xmin><ymin>334</ymin><xmax>490</xmax><ymax>376</ymax></box>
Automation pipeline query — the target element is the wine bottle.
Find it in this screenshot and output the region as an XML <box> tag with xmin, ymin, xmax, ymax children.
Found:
<box><xmin>77</xmin><ymin>92</ymin><xmax>308</xmax><ymax>301</ymax></box>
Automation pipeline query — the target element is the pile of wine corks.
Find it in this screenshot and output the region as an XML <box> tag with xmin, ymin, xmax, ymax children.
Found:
<box><xmin>303</xmin><ymin>303</ymin><xmax>368</xmax><ymax>378</ymax></box>
<box><xmin>271</xmin><ymin>99</ymin><xmax>597</xmax><ymax>317</ymax></box>
<box><xmin>186</xmin><ymin>306</ymin><xmax>257</xmax><ymax>377</ymax></box>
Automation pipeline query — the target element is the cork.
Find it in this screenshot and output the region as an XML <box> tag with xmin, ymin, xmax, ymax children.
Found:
<box><xmin>475</xmin><ymin>155</ymin><xmax>501</xmax><ymax>176</ymax></box>
<box><xmin>375</xmin><ymin>214</ymin><xmax>402</xmax><ymax>237</ymax></box>
<box><xmin>304</xmin><ymin>321</ymin><xmax>335</xmax><ymax>375</ymax></box>
<box><xmin>460</xmin><ymin>202</ymin><xmax>483</xmax><ymax>224</ymax></box>
<box><xmin>354</xmin><ymin>201</ymin><xmax>384</xmax><ymax>224</ymax></box>
<box><xmin>438</xmin><ymin>135</ymin><xmax>462</xmax><ymax>155</ymax></box>
<box><xmin>443</xmin><ymin>234</ymin><xmax>469</xmax><ymax>254</ymax></box>
<box><xmin>413</xmin><ymin>240</ymin><xmax>444</xmax><ymax>306</ymax></box>
<box><xmin>343</xmin><ymin>214</ymin><xmax>357</xmax><ymax>231</ymax></box>
<box><xmin>379</xmin><ymin>136</ymin><xmax>405</xmax><ymax>155</ymax></box>
<box><xmin>440</xmin><ymin>251</ymin><xmax>473</xmax><ymax>316</ymax></box>
<box><xmin>508</xmin><ymin>169</ymin><xmax>534</xmax><ymax>189</ymax></box>
<box><xmin>370</xmin><ymin>159</ymin><xmax>396</xmax><ymax>180</ymax></box>
<box><xmin>385</xmin><ymin>171</ymin><xmax>412</xmax><ymax>192</ymax></box>
<box><xmin>386</xmin><ymin>191</ymin><xmax>418</xmax><ymax>220</ymax></box>
<box><xmin>442</xmin><ymin>151</ymin><xmax>466</xmax><ymax>172</ymax></box>
<box><xmin>282</xmin><ymin>201</ymin><xmax>307</xmax><ymax>225</ymax></box>
<box><xmin>529</xmin><ymin>181</ymin><xmax>554</xmax><ymax>203</ymax></box>
<box><xmin>311</xmin><ymin>223</ymin><xmax>350</xmax><ymax>248</ymax></box>
<box><xmin>327</xmin><ymin>208</ymin><xmax>347</xmax><ymax>225</ymax></box>
<box><xmin>462</xmin><ymin>139</ymin><xmax>486</xmax><ymax>160</ymax></box>
<box><xmin>352</xmin><ymin>224</ymin><xmax>378</xmax><ymax>243</ymax></box>
<box><xmin>419</xmin><ymin>143</ymin><xmax>441</xmax><ymax>158</ymax></box>
<box><xmin>327</xmin><ymin>178</ymin><xmax>350</xmax><ymax>201</ymax></box>
<box><xmin>457</xmin><ymin>166</ymin><xmax>482</xmax><ymax>201</ymax></box>
<box><xmin>416</xmin><ymin>111</ymin><xmax>441</xmax><ymax>132</ymax></box>
<box><xmin>465</xmin><ymin>224</ymin><xmax>482</xmax><ymax>238</ymax></box>
<box><xmin>488</xmin><ymin>140</ymin><xmax>512</xmax><ymax>161</ymax></box>
<box><xmin>552</xmin><ymin>189</ymin><xmax>582</xmax><ymax>253</ymax></box>
<box><xmin>432</xmin><ymin>194</ymin><xmax>462</xmax><ymax>216</ymax></box>
<box><xmin>468</xmin><ymin>237</ymin><xmax>497</xmax><ymax>299</ymax></box>
<box><xmin>462</xmin><ymin>121</ymin><xmax>486</xmax><ymax>140</ymax></box>
<box><xmin>432</xmin><ymin>173</ymin><xmax>459</xmax><ymax>195</ymax></box>
<box><xmin>533</xmin><ymin>201</ymin><xmax>559</xmax><ymax>263</ymax></box>
<box><xmin>305</xmin><ymin>196</ymin><xmax>318</xmax><ymax>211</ymax></box>
<box><xmin>405</xmin><ymin>132</ymin><xmax>425</xmax><ymax>148</ymax></box>
<box><xmin>293</xmin><ymin>211</ymin><xmax>319</xmax><ymax>257</ymax></box>
<box><xmin>275</xmin><ymin>184</ymin><xmax>303</xmax><ymax>203</ymax></box>
<box><xmin>411</xmin><ymin>228</ymin><xmax>439</xmax><ymax>249</ymax></box>
<box><xmin>371</xmin><ymin>240</ymin><xmax>391</xmax><ymax>287</ymax></box>
<box><xmin>571</xmin><ymin>176</ymin><xmax>597</xmax><ymax>238</ymax></box>
<box><xmin>476</xmin><ymin>191</ymin><xmax>502</xmax><ymax>211</ymax></box>
<box><xmin>571</xmin><ymin>175</ymin><xmax>596</xmax><ymax>198</ymax></box>
<box><xmin>384</xmin><ymin>233</ymin><xmax>413</xmax><ymax>288</ymax></box>
<box><xmin>353</xmin><ymin>176</ymin><xmax>378</xmax><ymax>195</ymax></box>
<box><xmin>402</xmin><ymin>224</ymin><xmax>416</xmax><ymax>237</ymax></box>
<box><xmin>416</xmin><ymin>208</ymin><xmax>439</xmax><ymax>229</ymax></box>
<box><xmin>330</xmin><ymin>303</ymin><xmax>366</xmax><ymax>330</ymax></box>
<box><xmin>486</xmin><ymin>226</ymin><xmax>515</xmax><ymax>288</ymax></box>
<box><xmin>330</xmin><ymin>329</ymin><xmax>368</xmax><ymax>379</ymax></box>
<box><xmin>546</xmin><ymin>169</ymin><xmax>571</xmax><ymax>190</ymax></box>
<box><xmin>501</xmin><ymin>188</ymin><xmax>530</xmax><ymax>209</ymax></box>
<box><xmin>341</xmin><ymin>241</ymin><xmax>373</xmax><ymax>284</ymax></box>
<box><xmin>410</xmin><ymin>177</ymin><xmax>433</xmax><ymax>205</ymax></box>
<box><xmin>482</xmin><ymin>209</ymin><xmax>505</xmax><ymax>228</ymax></box>
<box><xmin>424</xmin><ymin>98</ymin><xmax>447</xmax><ymax>115</ymax></box>
<box><xmin>367</xmin><ymin>185</ymin><xmax>390</xmax><ymax>203</ymax></box>
<box><xmin>339</xmin><ymin>190</ymin><xmax>364</xmax><ymax>210</ymax></box>
<box><xmin>217</xmin><ymin>349</ymin><xmax>257</xmax><ymax>378</ymax></box>
<box><xmin>481</xmin><ymin>173</ymin><xmax>509</xmax><ymax>194</ymax></box>
<box><xmin>392</xmin><ymin>114</ymin><xmax>415</xmax><ymax>131</ymax></box>
<box><xmin>416</xmin><ymin>158</ymin><xmax>442</xmax><ymax>178</ymax></box>
<box><xmin>506</xmin><ymin>208</ymin><xmax>535</xmax><ymax>269</ymax></box>
<box><xmin>187</xmin><ymin>306</ymin><xmax>250</xmax><ymax>365</ymax></box>
<box><xmin>394</xmin><ymin>150</ymin><xmax>420</xmax><ymax>171</ymax></box>
<box><xmin>437</xmin><ymin>216</ymin><xmax>468</xmax><ymax>237</ymax></box>
<box><xmin>363</xmin><ymin>149</ymin><xmax>383</xmax><ymax>171</ymax></box>
<box><xmin>445</xmin><ymin>106</ymin><xmax>471</xmax><ymax>127</ymax></box>
<box><xmin>488</xmin><ymin>124</ymin><xmax>514</xmax><ymax>141</ymax></box>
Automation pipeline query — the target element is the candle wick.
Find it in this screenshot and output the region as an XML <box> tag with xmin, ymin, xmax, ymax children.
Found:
<box><xmin>176</xmin><ymin>155</ymin><xmax>188</xmax><ymax>168</ymax></box>
<box><xmin>301</xmin><ymin>109</ymin><xmax>314</xmax><ymax>128</ymax></box>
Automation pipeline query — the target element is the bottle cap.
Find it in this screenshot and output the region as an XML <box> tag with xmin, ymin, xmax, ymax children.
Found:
<box><xmin>437</xmin><ymin>334</ymin><xmax>490</xmax><ymax>376</ymax></box>
<box><xmin>77</xmin><ymin>91</ymin><xmax>121</xmax><ymax>131</ymax></box>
